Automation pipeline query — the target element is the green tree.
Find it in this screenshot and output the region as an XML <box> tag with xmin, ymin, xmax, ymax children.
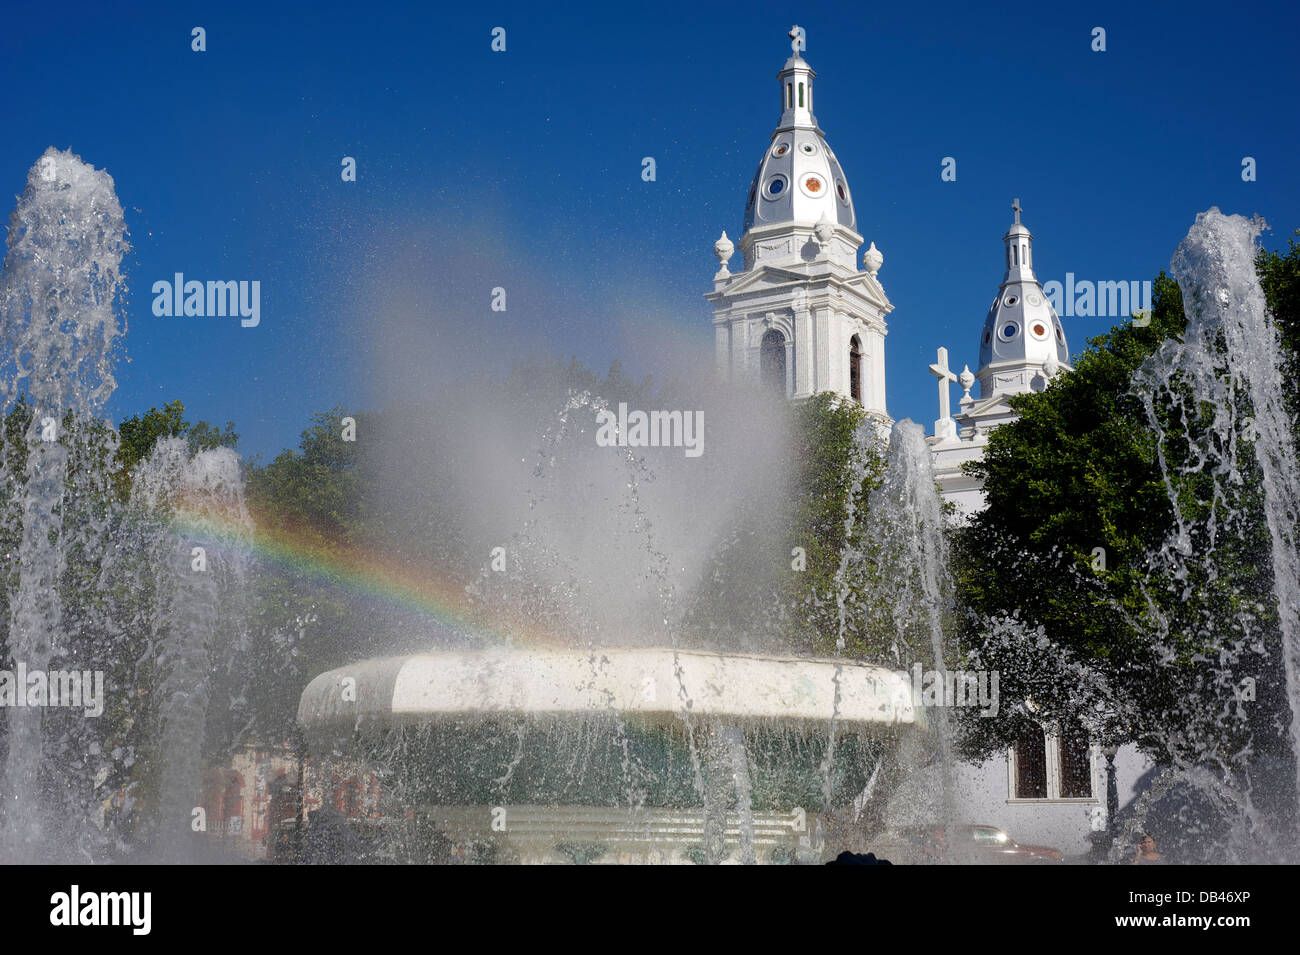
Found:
<box><xmin>116</xmin><ymin>400</ymin><xmax>238</xmax><ymax>496</ymax></box>
<box><xmin>955</xmin><ymin>257</ymin><xmax>1296</xmax><ymax>771</ymax></box>
<box><xmin>1258</xmin><ymin>230</ymin><xmax>1300</xmax><ymax>418</ymax></box>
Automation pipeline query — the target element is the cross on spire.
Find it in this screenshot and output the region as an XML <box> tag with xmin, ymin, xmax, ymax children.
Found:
<box><xmin>789</xmin><ymin>25</ymin><xmax>805</xmax><ymax>56</ymax></box>
<box><xmin>1012</xmin><ymin>197</ymin><xmax>1022</xmax><ymax>225</ymax></box>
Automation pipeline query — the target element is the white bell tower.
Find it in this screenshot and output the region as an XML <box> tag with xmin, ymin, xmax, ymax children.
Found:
<box><xmin>928</xmin><ymin>200</ymin><xmax>1073</xmax><ymax>518</ymax></box>
<box><xmin>706</xmin><ymin>26</ymin><xmax>892</xmax><ymax>427</ymax></box>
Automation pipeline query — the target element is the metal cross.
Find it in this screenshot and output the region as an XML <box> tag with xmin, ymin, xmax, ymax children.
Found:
<box><xmin>1012</xmin><ymin>197</ymin><xmax>1022</xmax><ymax>225</ymax></box>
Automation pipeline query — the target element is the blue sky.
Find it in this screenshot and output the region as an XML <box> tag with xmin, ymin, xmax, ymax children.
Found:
<box><xmin>2</xmin><ymin>0</ymin><xmax>1297</xmax><ymax>460</ymax></box>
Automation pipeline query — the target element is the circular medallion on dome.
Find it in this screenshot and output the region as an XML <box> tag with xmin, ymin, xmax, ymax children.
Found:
<box><xmin>998</xmin><ymin>322</ymin><xmax>1021</xmax><ymax>342</ymax></box>
<box><xmin>836</xmin><ymin>179</ymin><xmax>848</xmax><ymax>203</ymax></box>
<box><xmin>1056</xmin><ymin>324</ymin><xmax>1065</xmax><ymax>344</ymax></box>
<box><xmin>1027</xmin><ymin>291</ymin><xmax>1043</xmax><ymax>307</ymax></box>
<box><xmin>1004</xmin><ymin>294</ymin><xmax>1020</xmax><ymax>307</ymax></box>
<box><xmin>983</xmin><ymin>330</ymin><xmax>992</xmax><ymax>345</ymax></box>
<box><xmin>799</xmin><ymin>174</ymin><xmax>825</xmax><ymax>197</ymax></box>
<box><xmin>772</xmin><ymin>142</ymin><xmax>790</xmax><ymax>157</ymax></box>
<box><xmin>800</xmin><ymin>142</ymin><xmax>818</xmax><ymax>155</ymax></box>
<box><xmin>764</xmin><ymin>175</ymin><xmax>788</xmax><ymax>199</ymax></box>
<box><xmin>1030</xmin><ymin>321</ymin><xmax>1049</xmax><ymax>340</ymax></box>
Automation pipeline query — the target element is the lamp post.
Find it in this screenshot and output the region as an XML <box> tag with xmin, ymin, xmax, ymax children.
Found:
<box><xmin>1101</xmin><ymin>744</ymin><xmax>1120</xmax><ymax>853</ymax></box>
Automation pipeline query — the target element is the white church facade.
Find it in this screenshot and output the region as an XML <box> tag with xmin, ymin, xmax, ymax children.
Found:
<box><xmin>707</xmin><ymin>28</ymin><xmax>1153</xmax><ymax>858</ymax></box>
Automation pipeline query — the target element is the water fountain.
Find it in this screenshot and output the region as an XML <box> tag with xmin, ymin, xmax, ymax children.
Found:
<box><xmin>0</xmin><ymin>148</ymin><xmax>128</xmax><ymax>860</ymax></box>
<box><xmin>1164</xmin><ymin>210</ymin><xmax>1300</xmax><ymax>797</ymax></box>
<box><xmin>1118</xmin><ymin>208</ymin><xmax>1300</xmax><ymax>858</ymax></box>
<box><xmin>859</xmin><ymin>419</ymin><xmax>958</xmax><ymax>833</ymax></box>
<box><xmin>0</xmin><ymin>144</ymin><xmax>1294</xmax><ymax>865</ymax></box>
<box><xmin>0</xmin><ymin>149</ymin><xmax>260</xmax><ymax>862</ymax></box>
<box><xmin>298</xmin><ymin>647</ymin><xmax>917</xmax><ymax>862</ymax></box>
<box><xmin>123</xmin><ymin>438</ymin><xmax>254</xmax><ymax>859</ymax></box>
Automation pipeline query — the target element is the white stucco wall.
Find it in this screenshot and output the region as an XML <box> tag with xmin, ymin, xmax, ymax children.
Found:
<box><xmin>953</xmin><ymin>744</ymin><xmax>1154</xmax><ymax>857</ymax></box>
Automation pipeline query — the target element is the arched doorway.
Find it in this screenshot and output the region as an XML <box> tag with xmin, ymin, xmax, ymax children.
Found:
<box><xmin>761</xmin><ymin>330</ymin><xmax>786</xmax><ymax>394</ymax></box>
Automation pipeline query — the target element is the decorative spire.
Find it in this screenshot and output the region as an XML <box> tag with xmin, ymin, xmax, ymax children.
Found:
<box><xmin>1002</xmin><ymin>197</ymin><xmax>1036</xmax><ymax>284</ymax></box>
<box><xmin>776</xmin><ymin>28</ymin><xmax>817</xmax><ymax>131</ymax></box>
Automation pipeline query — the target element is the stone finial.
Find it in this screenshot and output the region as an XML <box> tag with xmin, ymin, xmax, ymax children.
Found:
<box><xmin>863</xmin><ymin>241</ymin><xmax>883</xmax><ymax>276</ymax></box>
<box><xmin>1043</xmin><ymin>354</ymin><xmax>1060</xmax><ymax>378</ymax></box>
<box><xmin>959</xmin><ymin>364</ymin><xmax>975</xmax><ymax>400</ymax></box>
<box><xmin>814</xmin><ymin>213</ymin><xmax>835</xmax><ymax>253</ymax></box>
<box><xmin>713</xmin><ymin>230</ymin><xmax>734</xmax><ymax>275</ymax></box>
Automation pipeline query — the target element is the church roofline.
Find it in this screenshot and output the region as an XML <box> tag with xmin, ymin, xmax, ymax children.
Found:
<box><xmin>705</xmin><ymin>264</ymin><xmax>893</xmax><ymax>316</ymax></box>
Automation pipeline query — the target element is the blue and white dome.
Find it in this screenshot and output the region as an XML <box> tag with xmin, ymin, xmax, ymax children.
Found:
<box><xmin>976</xmin><ymin>202</ymin><xmax>1069</xmax><ymax>393</ymax></box>
<box><xmin>742</xmin><ymin>52</ymin><xmax>856</xmax><ymax>234</ymax></box>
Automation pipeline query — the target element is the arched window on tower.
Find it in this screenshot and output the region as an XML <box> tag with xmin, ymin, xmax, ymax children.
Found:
<box><xmin>761</xmin><ymin>330</ymin><xmax>786</xmax><ymax>395</ymax></box>
<box><xmin>849</xmin><ymin>335</ymin><xmax>863</xmax><ymax>403</ymax></box>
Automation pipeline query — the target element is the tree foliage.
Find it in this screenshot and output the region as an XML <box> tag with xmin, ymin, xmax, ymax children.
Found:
<box><xmin>955</xmin><ymin>245</ymin><xmax>1300</xmax><ymax>772</ymax></box>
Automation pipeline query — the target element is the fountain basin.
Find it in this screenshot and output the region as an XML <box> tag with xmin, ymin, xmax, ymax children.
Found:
<box><xmin>297</xmin><ymin>647</ymin><xmax>920</xmax><ymax>735</ymax></box>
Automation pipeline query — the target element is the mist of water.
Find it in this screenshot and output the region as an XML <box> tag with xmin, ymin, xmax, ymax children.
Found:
<box><xmin>125</xmin><ymin>439</ymin><xmax>253</xmax><ymax>859</ymax></box>
<box><xmin>863</xmin><ymin>420</ymin><xmax>956</xmax><ymax>835</ymax></box>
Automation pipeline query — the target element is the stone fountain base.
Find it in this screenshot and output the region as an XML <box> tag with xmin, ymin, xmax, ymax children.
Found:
<box><xmin>296</xmin><ymin>647</ymin><xmax>921</xmax><ymax>863</ymax></box>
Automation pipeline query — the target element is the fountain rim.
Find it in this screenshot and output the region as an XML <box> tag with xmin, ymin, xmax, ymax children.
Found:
<box><xmin>296</xmin><ymin>646</ymin><xmax>923</xmax><ymax>736</ymax></box>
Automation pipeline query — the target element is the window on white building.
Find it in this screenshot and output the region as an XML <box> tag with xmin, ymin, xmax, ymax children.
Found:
<box><xmin>1009</xmin><ymin>722</ymin><xmax>1095</xmax><ymax>801</ymax></box>
<box><xmin>1013</xmin><ymin>725</ymin><xmax>1048</xmax><ymax>798</ymax></box>
<box><xmin>1058</xmin><ymin>723</ymin><xmax>1093</xmax><ymax>798</ymax></box>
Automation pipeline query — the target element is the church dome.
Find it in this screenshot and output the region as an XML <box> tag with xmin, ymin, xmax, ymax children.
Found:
<box><xmin>742</xmin><ymin>45</ymin><xmax>856</xmax><ymax>234</ymax></box>
<box><xmin>977</xmin><ymin>201</ymin><xmax>1069</xmax><ymax>381</ymax></box>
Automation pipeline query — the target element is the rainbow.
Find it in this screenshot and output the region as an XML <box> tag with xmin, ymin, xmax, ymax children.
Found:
<box><xmin>166</xmin><ymin>503</ymin><xmax>569</xmax><ymax>648</ymax></box>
